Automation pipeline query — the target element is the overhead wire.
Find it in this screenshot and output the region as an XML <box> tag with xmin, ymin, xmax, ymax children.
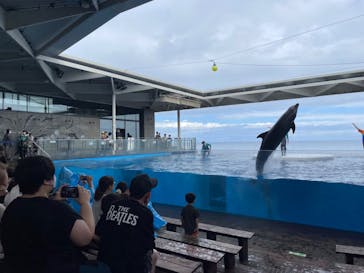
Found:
<box><xmin>128</xmin><ymin>13</ymin><xmax>364</xmax><ymax>71</ymax></box>
<box><xmin>217</xmin><ymin>61</ymin><xmax>364</xmax><ymax>67</ymax></box>
<box><xmin>213</xmin><ymin>13</ymin><xmax>364</xmax><ymax>61</ymax></box>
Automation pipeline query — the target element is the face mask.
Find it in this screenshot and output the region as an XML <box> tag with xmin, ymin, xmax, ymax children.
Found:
<box><xmin>53</xmin><ymin>175</ymin><xmax>57</xmax><ymax>188</ymax></box>
<box><xmin>47</xmin><ymin>175</ymin><xmax>57</xmax><ymax>195</ymax></box>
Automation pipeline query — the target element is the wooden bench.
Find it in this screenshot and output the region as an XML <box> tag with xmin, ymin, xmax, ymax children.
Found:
<box><xmin>157</xmin><ymin>252</ymin><xmax>202</xmax><ymax>273</ymax></box>
<box><xmin>336</xmin><ymin>244</ymin><xmax>364</xmax><ymax>265</ymax></box>
<box><xmin>83</xmin><ymin>241</ymin><xmax>202</xmax><ymax>273</ymax></box>
<box><xmin>163</xmin><ymin>216</ymin><xmax>254</xmax><ymax>263</ymax></box>
<box><xmin>335</xmin><ymin>262</ymin><xmax>364</xmax><ymax>272</ymax></box>
<box><xmin>156</xmin><ymin>237</ymin><xmax>224</xmax><ymax>273</ymax></box>
<box><xmin>158</xmin><ymin>229</ymin><xmax>241</xmax><ymax>269</ymax></box>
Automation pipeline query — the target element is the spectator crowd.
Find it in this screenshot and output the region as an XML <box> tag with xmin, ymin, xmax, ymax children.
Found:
<box><xmin>0</xmin><ymin>154</ymin><xmax>199</xmax><ymax>273</ymax></box>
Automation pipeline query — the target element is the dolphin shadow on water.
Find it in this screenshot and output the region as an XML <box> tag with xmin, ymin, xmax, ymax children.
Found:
<box><xmin>255</xmin><ymin>103</ymin><xmax>299</xmax><ymax>176</ymax></box>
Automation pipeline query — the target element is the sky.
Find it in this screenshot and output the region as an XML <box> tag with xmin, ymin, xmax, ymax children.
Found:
<box><xmin>64</xmin><ymin>0</ymin><xmax>364</xmax><ymax>144</ymax></box>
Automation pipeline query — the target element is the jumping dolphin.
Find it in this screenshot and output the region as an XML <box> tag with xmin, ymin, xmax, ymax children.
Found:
<box><xmin>256</xmin><ymin>103</ymin><xmax>299</xmax><ymax>175</ymax></box>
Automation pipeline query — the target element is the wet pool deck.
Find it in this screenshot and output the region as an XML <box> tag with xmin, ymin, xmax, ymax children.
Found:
<box><xmin>154</xmin><ymin>203</ymin><xmax>364</xmax><ymax>273</ymax></box>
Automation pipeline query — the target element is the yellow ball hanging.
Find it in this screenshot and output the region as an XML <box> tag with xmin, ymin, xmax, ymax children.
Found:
<box><xmin>211</xmin><ymin>62</ymin><xmax>218</xmax><ymax>72</ymax></box>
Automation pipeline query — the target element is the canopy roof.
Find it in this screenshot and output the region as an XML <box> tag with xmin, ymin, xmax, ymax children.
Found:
<box><xmin>1</xmin><ymin>0</ymin><xmax>364</xmax><ymax>113</ymax></box>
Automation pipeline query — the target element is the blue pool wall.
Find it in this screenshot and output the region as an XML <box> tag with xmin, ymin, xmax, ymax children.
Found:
<box><xmin>55</xmin><ymin>162</ymin><xmax>364</xmax><ymax>234</ymax></box>
<box><xmin>149</xmin><ymin>172</ymin><xmax>364</xmax><ymax>233</ymax></box>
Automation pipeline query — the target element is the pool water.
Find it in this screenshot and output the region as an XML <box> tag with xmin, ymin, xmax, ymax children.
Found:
<box><xmin>54</xmin><ymin>141</ymin><xmax>364</xmax><ymax>233</ymax></box>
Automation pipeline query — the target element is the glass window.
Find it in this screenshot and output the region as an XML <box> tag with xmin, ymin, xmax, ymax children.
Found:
<box><xmin>28</xmin><ymin>96</ymin><xmax>46</xmax><ymax>113</ymax></box>
<box><xmin>3</xmin><ymin>93</ymin><xmax>26</xmax><ymax>111</ymax></box>
<box><xmin>48</xmin><ymin>103</ymin><xmax>68</xmax><ymax>114</ymax></box>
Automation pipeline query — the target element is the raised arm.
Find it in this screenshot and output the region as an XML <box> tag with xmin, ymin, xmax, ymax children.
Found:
<box><xmin>70</xmin><ymin>185</ymin><xmax>95</xmax><ymax>247</ymax></box>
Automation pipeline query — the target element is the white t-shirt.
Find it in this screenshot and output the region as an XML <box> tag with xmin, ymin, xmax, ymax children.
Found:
<box><xmin>92</xmin><ymin>199</ymin><xmax>102</xmax><ymax>224</ymax></box>
<box><xmin>4</xmin><ymin>184</ymin><xmax>21</xmax><ymax>207</ymax></box>
<box><xmin>0</xmin><ymin>203</ymin><xmax>5</xmax><ymax>255</ymax></box>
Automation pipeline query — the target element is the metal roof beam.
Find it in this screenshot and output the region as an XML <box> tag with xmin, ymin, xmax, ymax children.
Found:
<box><xmin>314</xmin><ymin>84</ymin><xmax>338</xmax><ymax>96</ymax></box>
<box><xmin>0</xmin><ymin>82</ymin><xmax>15</xmax><ymax>92</ymax></box>
<box><xmin>67</xmin><ymin>83</ymin><xmax>110</xmax><ymax>93</ymax></box>
<box><xmin>5</xmin><ymin>7</ymin><xmax>94</xmax><ymax>30</ymax></box>
<box><xmin>60</xmin><ymin>71</ymin><xmax>104</xmax><ymax>82</ymax></box>
<box><xmin>37</xmin><ymin>55</ymin><xmax>205</xmax><ymax>100</ymax></box>
<box><xmin>92</xmin><ymin>0</ymin><xmax>100</xmax><ymax>11</ymax></box>
<box><xmin>114</xmin><ymin>84</ymin><xmax>153</xmax><ymax>95</ymax></box>
<box><xmin>205</xmin><ymin>76</ymin><xmax>364</xmax><ymax>99</ymax></box>
<box><xmin>156</xmin><ymin>95</ymin><xmax>201</xmax><ymax>108</ymax></box>
<box><xmin>0</xmin><ymin>57</ymin><xmax>31</xmax><ymax>63</ymax></box>
<box><xmin>37</xmin><ymin>60</ymin><xmax>75</xmax><ymax>99</ymax></box>
<box><xmin>280</xmin><ymin>88</ymin><xmax>314</xmax><ymax>97</ymax></box>
<box><xmin>0</xmin><ymin>70</ymin><xmax>46</xmax><ymax>82</ymax></box>
<box><xmin>117</xmin><ymin>93</ymin><xmax>152</xmax><ymax>102</ymax></box>
<box><xmin>347</xmin><ymin>81</ymin><xmax>364</xmax><ymax>88</ymax></box>
<box><xmin>0</xmin><ymin>5</ymin><xmax>5</xmax><ymax>30</ymax></box>
<box><xmin>6</xmin><ymin>29</ymin><xmax>34</xmax><ymax>57</ymax></box>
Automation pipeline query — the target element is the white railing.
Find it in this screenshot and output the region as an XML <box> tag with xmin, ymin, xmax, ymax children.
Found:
<box><xmin>36</xmin><ymin>138</ymin><xmax>196</xmax><ymax>160</ymax></box>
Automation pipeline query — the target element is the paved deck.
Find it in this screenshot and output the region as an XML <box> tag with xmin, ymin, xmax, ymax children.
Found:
<box><xmin>154</xmin><ymin>203</ymin><xmax>364</xmax><ymax>273</ymax></box>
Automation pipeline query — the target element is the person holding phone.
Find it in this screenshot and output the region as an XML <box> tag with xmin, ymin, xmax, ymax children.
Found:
<box><xmin>0</xmin><ymin>156</ymin><xmax>109</xmax><ymax>273</ymax></box>
<box><xmin>65</xmin><ymin>172</ymin><xmax>95</xmax><ymax>214</ymax></box>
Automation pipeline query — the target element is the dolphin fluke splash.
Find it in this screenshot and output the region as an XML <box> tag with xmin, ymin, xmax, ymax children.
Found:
<box><xmin>256</xmin><ymin>103</ymin><xmax>299</xmax><ymax>176</ymax></box>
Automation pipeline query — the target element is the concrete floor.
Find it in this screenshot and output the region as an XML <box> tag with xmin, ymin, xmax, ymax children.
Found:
<box><xmin>154</xmin><ymin>203</ymin><xmax>364</xmax><ymax>273</ymax></box>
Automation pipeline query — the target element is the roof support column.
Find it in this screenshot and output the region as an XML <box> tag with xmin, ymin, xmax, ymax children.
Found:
<box><xmin>111</xmin><ymin>78</ymin><xmax>117</xmax><ymax>154</ymax></box>
<box><xmin>177</xmin><ymin>109</ymin><xmax>181</xmax><ymax>139</ymax></box>
<box><xmin>140</xmin><ymin>109</ymin><xmax>155</xmax><ymax>139</ymax></box>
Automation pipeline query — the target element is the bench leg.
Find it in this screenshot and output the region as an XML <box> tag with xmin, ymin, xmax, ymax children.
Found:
<box><xmin>224</xmin><ymin>253</ymin><xmax>235</xmax><ymax>269</ymax></box>
<box><xmin>238</xmin><ymin>238</ymin><xmax>248</xmax><ymax>264</ymax></box>
<box><xmin>206</xmin><ymin>231</ymin><xmax>216</xmax><ymax>240</ymax></box>
<box><xmin>345</xmin><ymin>254</ymin><xmax>354</xmax><ymax>265</ymax></box>
<box><xmin>203</xmin><ymin>261</ymin><xmax>217</xmax><ymax>273</ymax></box>
<box><xmin>166</xmin><ymin>223</ymin><xmax>176</xmax><ymax>232</ymax></box>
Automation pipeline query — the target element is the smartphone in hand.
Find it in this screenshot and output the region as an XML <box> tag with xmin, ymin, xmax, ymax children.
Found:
<box><xmin>60</xmin><ymin>186</ymin><xmax>79</xmax><ymax>198</ymax></box>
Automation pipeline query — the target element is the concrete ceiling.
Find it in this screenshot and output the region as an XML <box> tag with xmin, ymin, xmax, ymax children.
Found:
<box><xmin>1</xmin><ymin>0</ymin><xmax>364</xmax><ymax>115</ymax></box>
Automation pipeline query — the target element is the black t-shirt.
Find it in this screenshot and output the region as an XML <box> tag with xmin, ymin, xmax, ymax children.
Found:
<box><xmin>181</xmin><ymin>204</ymin><xmax>200</xmax><ymax>235</ymax></box>
<box><xmin>1</xmin><ymin>197</ymin><xmax>83</xmax><ymax>273</ymax></box>
<box><xmin>96</xmin><ymin>198</ymin><xmax>155</xmax><ymax>273</ymax></box>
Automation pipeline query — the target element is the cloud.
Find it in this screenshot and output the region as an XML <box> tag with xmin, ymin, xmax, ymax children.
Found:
<box><xmin>220</xmin><ymin>110</ymin><xmax>284</xmax><ymax>120</ymax></box>
<box><xmin>156</xmin><ymin>120</ymin><xmax>235</xmax><ymax>130</ymax></box>
<box><xmin>65</xmin><ymin>0</ymin><xmax>364</xmax><ymax>90</ymax></box>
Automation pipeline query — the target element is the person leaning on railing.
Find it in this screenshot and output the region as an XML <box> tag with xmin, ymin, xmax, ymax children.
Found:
<box><xmin>0</xmin><ymin>156</ymin><xmax>110</xmax><ymax>273</ymax></box>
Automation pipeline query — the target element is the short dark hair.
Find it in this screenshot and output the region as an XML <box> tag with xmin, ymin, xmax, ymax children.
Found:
<box><xmin>101</xmin><ymin>193</ymin><xmax>123</xmax><ymax>213</ymax></box>
<box><xmin>116</xmin><ymin>181</ymin><xmax>128</xmax><ymax>193</ymax></box>
<box><xmin>129</xmin><ymin>174</ymin><xmax>157</xmax><ymax>199</ymax></box>
<box><xmin>185</xmin><ymin>193</ymin><xmax>196</xmax><ymax>203</ymax></box>
<box><xmin>15</xmin><ymin>156</ymin><xmax>55</xmax><ymax>194</ymax></box>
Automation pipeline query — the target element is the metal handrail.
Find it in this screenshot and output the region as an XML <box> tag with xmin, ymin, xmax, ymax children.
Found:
<box><xmin>36</xmin><ymin>138</ymin><xmax>196</xmax><ymax>160</ymax></box>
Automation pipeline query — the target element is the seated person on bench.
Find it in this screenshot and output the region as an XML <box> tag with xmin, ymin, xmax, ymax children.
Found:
<box><xmin>0</xmin><ymin>156</ymin><xmax>110</xmax><ymax>273</ymax></box>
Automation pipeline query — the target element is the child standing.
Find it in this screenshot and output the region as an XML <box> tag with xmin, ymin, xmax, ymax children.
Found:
<box><xmin>181</xmin><ymin>193</ymin><xmax>200</xmax><ymax>237</ymax></box>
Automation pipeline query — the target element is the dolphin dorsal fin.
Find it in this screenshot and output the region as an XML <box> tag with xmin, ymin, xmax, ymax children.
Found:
<box><xmin>291</xmin><ymin>122</ymin><xmax>296</xmax><ymax>134</ymax></box>
<box><xmin>257</xmin><ymin>131</ymin><xmax>269</xmax><ymax>139</ymax></box>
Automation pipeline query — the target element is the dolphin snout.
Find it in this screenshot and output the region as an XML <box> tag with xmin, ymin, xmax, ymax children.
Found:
<box><xmin>292</xmin><ymin>103</ymin><xmax>299</xmax><ymax>113</ymax></box>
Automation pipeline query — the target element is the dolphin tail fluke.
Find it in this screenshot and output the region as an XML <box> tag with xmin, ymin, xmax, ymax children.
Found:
<box><xmin>257</xmin><ymin>131</ymin><xmax>269</xmax><ymax>139</ymax></box>
<box><xmin>291</xmin><ymin>122</ymin><xmax>296</xmax><ymax>134</ymax></box>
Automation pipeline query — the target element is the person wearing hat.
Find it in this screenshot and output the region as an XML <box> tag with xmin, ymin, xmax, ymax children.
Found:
<box><xmin>96</xmin><ymin>173</ymin><xmax>158</xmax><ymax>273</ymax></box>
